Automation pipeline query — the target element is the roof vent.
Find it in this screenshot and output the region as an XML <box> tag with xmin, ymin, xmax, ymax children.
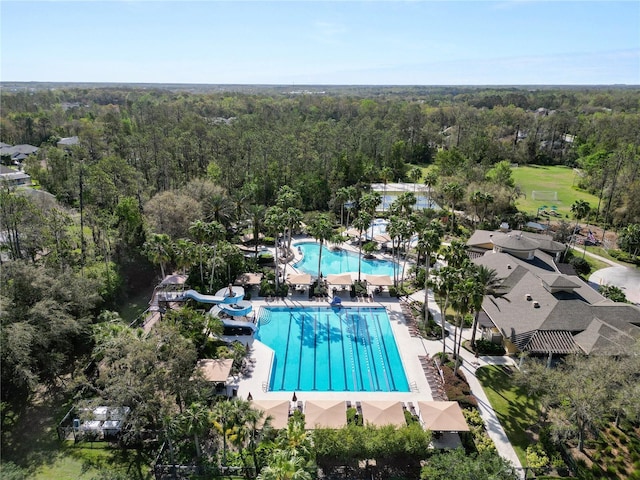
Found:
<box><xmin>525</xmin><ymin>293</ymin><xmax>532</xmax><ymax>301</ymax></box>
<box><xmin>507</xmin><ymin>264</ymin><xmax>512</xmax><ymax>270</ymax></box>
<box><xmin>532</xmin><ymin>301</ymin><xmax>540</xmax><ymax>308</ymax></box>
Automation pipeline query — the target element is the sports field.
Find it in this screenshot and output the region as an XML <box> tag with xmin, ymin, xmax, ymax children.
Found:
<box><xmin>512</xmin><ymin>165</ymin><xmax>600</xmax><ymax>218</ymax></box>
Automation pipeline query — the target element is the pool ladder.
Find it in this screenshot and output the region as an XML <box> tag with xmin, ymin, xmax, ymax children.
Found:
<box><xmin>259</xmin><ymin>310</ymin><xmax>273</xmax><ymax>326</ymax></box>
<box><xmin>409</xmin><ymin>380</ymin><xmax>419</xmax><ymax>393</ymax></box>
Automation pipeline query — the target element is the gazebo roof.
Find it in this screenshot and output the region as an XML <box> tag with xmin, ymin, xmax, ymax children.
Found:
<box><xmin>195</xmin><ymin>358</ymin><xmax>233</xmax><ymax>383</ymax></box>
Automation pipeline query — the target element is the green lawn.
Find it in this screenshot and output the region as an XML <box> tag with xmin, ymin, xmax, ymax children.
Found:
<box><xmin>1</xmin><ymin>391</ymin><xmax>152</xmax><ymax>480</ymax></box>
<box><xmin>512</xmin><ymin>165</ymin><xmax>600</xmax><ymax>218</ymax></box>
<box><xmin>475</xmin><ymin>365</ymin><xmax>540</xmax><ymax>466</ymax></box>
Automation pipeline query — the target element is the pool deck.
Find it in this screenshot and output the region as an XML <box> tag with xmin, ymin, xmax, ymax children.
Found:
<box><xmin>228</xmin><ymin>295</ymin><xmax>435</xmax><ymax>405</ymax></box>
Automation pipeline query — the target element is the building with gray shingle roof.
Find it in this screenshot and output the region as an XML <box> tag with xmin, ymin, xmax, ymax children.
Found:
<box><xmin>472</xmin><ymin>246</ymin><xmax>640</xmax><ymax>359</ymax></box>
<box><xmin>0</xmin><ymin>144</ymin><xmax>39</xmax><ymax>164</ymax></box>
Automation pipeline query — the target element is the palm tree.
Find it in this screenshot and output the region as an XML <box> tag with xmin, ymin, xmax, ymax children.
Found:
<box><xmin>227</xmin><ymin>400</ymin><xmax>268</xmax><ymax>475</ymax></box>
<box><xmin>359</xmin><ymin>191</ymin><xmax>382</xmax><ymax>241</ymax></box>
<box><xmin>386</xmin><ymin>215</ymin><xmax>402</xmax><ymax>286</ymax></box>
<box><xmin>247</xmin><ymin>203</ymin><xmax>266</xmax><ymax>256</ymax></box>
<box><xmin>409</xmin><ymin>166</ymin><xmax>422</xmax><ymax>193</ymax></box>
<box><xmin>334</xmin><ymin>186</ymin><xmax>350</xmax><ymax>227</ymax></box>
<box><xmin>265</xmin><ymin>206</ymin><xmax>287</xmax><ymax>291</ymax></box>
<box><xmin>206</xmin><ymin>221</ymin><xmax>227</xmax><ymax>293</ymax></box>
<box><xmin>441</xmin><ymin>239</ymin><xmax>469</xmax><ymax>270</ymax></box>
<box><xmin>172</xmin><ymin>238</ymin><xmax>196</xmax><ymax>275</ymax></box>
<box><xmin>451</xmin><ymin>276</ymin><xmax>483</xmax><ymax>370</ymax></box>
<box><xmin>212</xmin><ymin>399</ymin><xmax>237</xmax><ymax>467</ymax></box>
<box><xmin>258</xmin><ymin>452</ymin><xmax>312</xmax><ymax>480</ymax></box>
<box><xmin>344</xmin><ymin>186</ymin><xmax>357</xmax><ymax>228</ymax></box>
<box><xmin>143</xmin><ymin>233</ymin><xmax>173</xmax><ymax>279</ymax></box>
<box><xmin>380</xmin><ymin>166</ymin><xmax>394</xmax><ymax>211</ymax></box>
<box><xmin>431</xmin><ymin>265</ymin><xmax>459</xmax><ymax>358</ymax></box>
<box><xmin>417</xmin><ymin>220</ymin><xmax>444</xmax><ymax>322</ymax></box>
<box><xmin>570</xmin><ymin>199</ymin><xmax>591</xmax><ymax>246</ymax></box>
<box><xmin>442</xmin><ymin>181</ymin><xmax>464</xmax><ymax>233</ymax></box>
<box><xmin>469</xmin><ymin>190</ymin><xmax>484</xmax><ymax>227</ymax></box>
<box><xmin>189</xmin><ymin>220</ymin><xmax>210</xmax><ymax>285</ymax></box>
<box><xmin>283</xmin><ymin>207</ymin><xmax>303</xmax><ymax>260</ymax></box>
<box><xmin>179</xmin><ymin>402</ymin><xmax>211</xmax><ymax>459</ymax></box>
<box><xmin>469</xmin><ymin>264</ymin><xmax>501</xmax><ymax>350</ymax></box>
<box><xmin>205</xmin><ymin>189</ymin><xmax>234</xmax><ymax>227</ymax></box>
<box><xmin>352</xmin><ymin>211</ymin><xmax>372</xmax><ymax>283</ymax></box>
<box><xmin>423</xmin><ymin>170</ymin><xmax>438</xmax><ymax>195</ymax></box>
<box><xmin>307</xmin><ymin>214</ymin><xmax>334</xmax><ymax>287</ymax></box>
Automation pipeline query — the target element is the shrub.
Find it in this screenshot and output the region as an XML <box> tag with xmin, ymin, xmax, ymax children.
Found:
<box><xmin>474</xmin><ymin>339</ymin><xmax>505</xmax><ymax>355</ymax></box>
<box><xmin>568</xmin><ymin>256</ymin><xmax>590</xmax><ymax>275</ymax></box>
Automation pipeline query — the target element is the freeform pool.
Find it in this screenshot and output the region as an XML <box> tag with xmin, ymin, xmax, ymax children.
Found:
<box><xmin>256</xmin><ymin>306</ymin><xmax>409</xmax><ymax>392</ymax></box>
<box><xmin>293</xmin><ymin>242</ymin><xmax>397</xmax><ymax>277</ymax></box>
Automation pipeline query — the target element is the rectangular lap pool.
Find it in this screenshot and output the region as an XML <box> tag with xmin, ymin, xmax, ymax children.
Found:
<box><xmin>256</xmin><ymin>306</ymin><xmax>409</xmax><ymax>392</ymax></box>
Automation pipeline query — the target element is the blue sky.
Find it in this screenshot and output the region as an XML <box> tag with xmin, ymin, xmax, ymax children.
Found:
<box><xmin>2</xmin><ymin>1</ymin><xmax>639</xmax><ymax>85</ymax></box>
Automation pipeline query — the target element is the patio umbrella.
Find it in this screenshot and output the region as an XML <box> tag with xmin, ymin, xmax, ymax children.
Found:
<box><xmin>326</xmin><ymin>273</ymin><xmax>354</xmax><ymax>286</ymax></box>
<box><xmin>304</xmin><ymin>400</ymin><xmax>347</xmax><ymax>429</ymax></box>
<box><xmin>365</xmin><ymin>274</ymin><xmax>394</xmax><ymax>286</ymax></box>
<box><xmin>251</xmin><ymin>399</ymin><xmax>291</xmax><ymax>429</ymax></box>
<box><xmin>286</xmin><ymin>273</ymin><xmax>312</xmax><ymax>285</ymax></box>
<box><xmin>359</xmin><ymin>401</ymin><xmax>406</xmax><ymax>426</ymax></box>
<box><xmin>417</xmin><ymin>401</ymin><xmax>469</xmax><ymax>432</ymax></box>
<box><xmin>344</xmin><ymin>228</ymin><xmax>362</xmax><ymax>238</ymax></box>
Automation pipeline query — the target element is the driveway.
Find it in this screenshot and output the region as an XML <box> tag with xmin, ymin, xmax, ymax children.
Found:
<box><xmin>589</xmin><ymin>266</ymin><xmax>640</xmax><ymax>305</ymax></box>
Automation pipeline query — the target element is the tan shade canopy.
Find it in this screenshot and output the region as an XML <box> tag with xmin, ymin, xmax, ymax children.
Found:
<box><xmin>195</xmin><ymin>358</ymin><xmax>233</xmax><ymax>383</ymax></box>
<box><xmin>365</xmin><ymin>274</ymin><xmax>394</xmax><ymax>286</ymax></box>
<box><xmin>287</xmin><ymin>273</ymin><xmax>313</xmax><ymax>285</ymax></box>
<box><xmin>344</xmin><ymin>228</ymin><xmax>362</xmax><ymax>238</ymax></box>
<box><xmin>373</xmin><ymin>233</ymin><xmax>392</xmax><ymax>243</ymax></box>
<box><xmin>360</xmin><ymin>401</ymin><xmax>406</xmax><ymax>426</ymax></box>
<box><xmin>235</xmin><ymin>272</ymin><xmax>263</xmax><ymax>285</ymax></box>
<box><xmin>326</xmin><ymin>273</ymin><xmax>354</xmax><ymax>285</ymax></box>
<box><xmin>304</xmin><ymin>400</ymin><xmax>347</xmax><ymax>429</ymax></box>
<box><xmin>417</xmin><ymin>401</ymin><xmax>469</xmax><ymax>432</ymax></box>
<box><xmin>251</xmin><ymin>399</ymin><xmax>291</xmax><ymax>430</ymax></box>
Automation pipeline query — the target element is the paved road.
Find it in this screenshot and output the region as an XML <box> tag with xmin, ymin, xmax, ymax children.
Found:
<box><xmin>577</xmin><ymin>247</ymin><xmax>640</xmax><ymax>305</ymax></box>
<box><xmin>589</xmin><ymin>266</ymin><xmax>640</xmax><ymax>305</ymax></box>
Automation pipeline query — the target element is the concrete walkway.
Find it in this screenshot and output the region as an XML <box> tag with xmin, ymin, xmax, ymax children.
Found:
<box><xmin>408</xmin><ymin>290</ymin><xmax>524</xmax><ymax>477</ymax></box>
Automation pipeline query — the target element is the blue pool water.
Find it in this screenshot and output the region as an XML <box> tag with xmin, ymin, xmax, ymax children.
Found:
<box><xmin>294</xmin><ymin>242</ymin><xmax>397</xmax><ymax>277</ymax></box>
<box><xmin>256</xmin><ymin>306</ymin><xmax>409</xmax><ymax>392</ymax></box>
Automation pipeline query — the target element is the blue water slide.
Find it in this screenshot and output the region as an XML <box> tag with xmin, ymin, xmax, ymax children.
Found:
<box><xmin>177</xmin><ymin>286</ymin><xmax>245</xmax><ymax>304</ymax></box>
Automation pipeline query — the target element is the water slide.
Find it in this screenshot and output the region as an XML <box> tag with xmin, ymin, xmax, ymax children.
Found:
<box><xmin>209</xmin><ymin>304</ymin><xmax>256</xmax><ymax>332</ymax></box>
<box><xmin>159</xmin><ymin>286</ymin><xmax>245</xmax><ymax>304</ymax></box>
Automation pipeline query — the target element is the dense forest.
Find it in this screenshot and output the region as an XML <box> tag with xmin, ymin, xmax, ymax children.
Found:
<box><xmin>1</xmin><ymin>84</ymin><xmax>639</xmax><ymax>479</ymax></box>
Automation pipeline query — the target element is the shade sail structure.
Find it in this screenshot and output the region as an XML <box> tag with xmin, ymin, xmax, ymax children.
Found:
<box><xmin>304</xmin><ymin>400</ymin><xmax>347</xmax><ymax>429</ymax></box>
<box><xmin>195</xmin><ymin>358</ymin><xmax>233</xmax><ymax>383</ymax></box>
<box><xmin>344</xmin><ymin>228</ymin><xmax>362</xmax><ymax>237</ymax></box>
<box><xmin>365</xmin><ymin>274</ymin><xmax>394</xmax><ymax>286</ymax></box>
<box><xmin>235</xmin><ymin>272</ymin><xmax>263</xmax><ymax>286</ymax></box>
<box><xmin>417</xmin><ymin>401</ymin><xmax>469</xmax><ymax>432</ymax></box>
<box><xmin>360</xmin><ymin>401</ymin><xmax>406</xmax><ymax>427</ymax></box>
<box><xmin>326</xmin><ymin>273</ymin><xmax>354</xmax><ymax>286</ymax></box>
<box><xmin>373</xmin><ymin>233</ymin><xmax>392</xmax><ymax>243</ymax></box>
<box><xmin>251</xmin><ymin>399</ymin><xmax>290</xmax><ymax>430</ymax></box>
<box><xmin>287</xmin><ymin>273</ymin><xmax>313</xmax><ymax>285</ymax></box>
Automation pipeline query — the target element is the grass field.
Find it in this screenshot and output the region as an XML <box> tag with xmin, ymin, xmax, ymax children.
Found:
<box><xmin>1</xmin><ymin>389</ymin><xmax>153</xmax><ymax>480</ymax></box>
<box><xmin>475</xmin><ymin>365</ymin><xmax>539</xmax><ymax>465</ymax></box>
<box><xmin>512</xmin><ymin>165</ymin><xmax>600</xmax><ymax>219</ymax></box>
